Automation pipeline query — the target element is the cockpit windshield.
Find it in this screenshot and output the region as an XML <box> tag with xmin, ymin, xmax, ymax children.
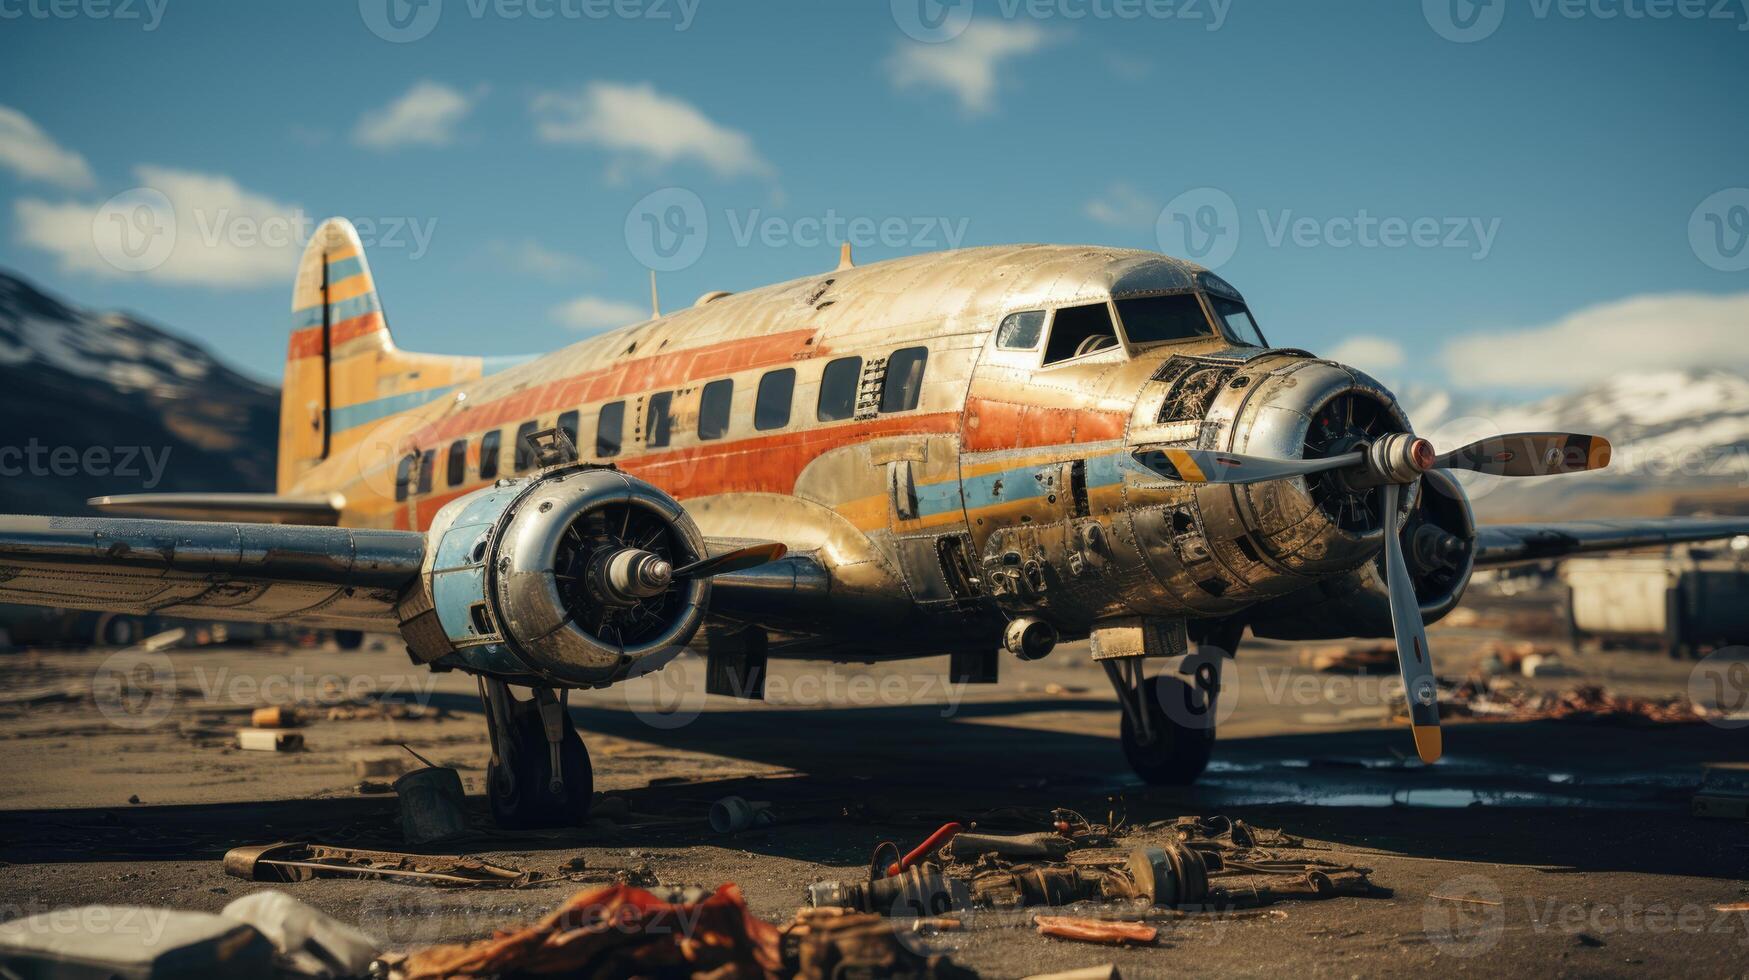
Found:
<box><xmin>1115</xmin><ymin>294</ymin><xmax>1212</xmax><ymax>346</ymax></box>
<box><xmin>1209</xmin><ymin>296</ymin><xmax>1266</xmax><ymax>347</ymax></box>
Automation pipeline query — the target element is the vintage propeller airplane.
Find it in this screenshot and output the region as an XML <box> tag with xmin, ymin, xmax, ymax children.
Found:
<box><xmin>2</xmin><ymin>218</ymin><xmax>1743</xmax><ymax>827</ymax></box>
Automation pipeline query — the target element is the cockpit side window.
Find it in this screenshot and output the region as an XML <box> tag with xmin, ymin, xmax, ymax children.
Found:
<box><xmin>1115</xmin><ymin>294</ymin><xmax>1213</xmax><ymax>346</ymax></box>
<box><xmin>1210</xmin><ymin>296</ymin><xmax>1267</xmax><ymax>347</ymax></box>
<box><xmin>996</xmin><ymin>310</ymin><xmax>1046</xmax><ymax>350</ymax></box>
<box><xmin>1043</xmin><ymin>303</ymin><xmax>1119</xmax><ymax>364</ymax></box>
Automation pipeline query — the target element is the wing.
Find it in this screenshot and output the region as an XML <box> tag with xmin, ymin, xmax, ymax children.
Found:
<box><xmin>0</xmin><ymin>516</ymin><xmax>424</xmax><ymax>631</ymax></box>
<box><xmin>1475</xmin><ymin>516</ymin><xmax>1749</xmax><ymax>567</ymax></box>
<box><xmin>87</xmin><ymin>492</ymin><xmax>346</xmax><ymax>525</ymax></box>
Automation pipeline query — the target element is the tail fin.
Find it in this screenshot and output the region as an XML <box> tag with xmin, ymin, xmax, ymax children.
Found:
<box><xmin>279</xmin><ymin>218</ymin><xmax>487</xmax><ymax>492</ymax></box>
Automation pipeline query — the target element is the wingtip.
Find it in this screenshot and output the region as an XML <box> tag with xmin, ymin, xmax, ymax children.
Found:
<box><xmin>1412</xmin><ymin>724</ymin><xmax>1443</xmax><ymax>764</ymax></box>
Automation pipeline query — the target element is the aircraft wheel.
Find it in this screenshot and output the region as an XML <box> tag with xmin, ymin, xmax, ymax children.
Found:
<box><xmin>1121</xmin><ymin>674</ymin><xmax>1215</xmax><ymax>786</ymax></box>
<box><xmin>333</xmin><ymin>629</ymin><xmax>365</xmax><ymax>651</ymax></box>
<box><xmin>487</xmin><ymin>696</ymin><xmax>593</xmax><ymax>829</ymax></box>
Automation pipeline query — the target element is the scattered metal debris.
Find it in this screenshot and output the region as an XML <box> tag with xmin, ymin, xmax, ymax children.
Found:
<box><xmin>1402</xmin><ymin>679</ymin><xmax>1721</xmax><ymax>726</ymax></box>
<box><xmin>223</xmin><ymin>843</ymin><xmax>537</xmax><ymax>888</ymax></box>
<box><xmin>810</xmin><ymin>813</ymin><xmax>1375</xmax><ymax>918</ymax></box>
<box><xmin>710</xmin><ymin>795</ymin><xmax>776</xmax><ymax>833</ymax></box>
<box><xmin>1022</xmin><ymin>965</ymin><xmax>1121</xmax><ymax>980</ymax></box>
<box><xmin>393</xmin><ymin>766</ymin><xmax>468</xmax><ymax>844</ymax></box>
<box><xmin>386</xmin><ymin>883</ymin><xmax>783</xmax><ymax>979</ymax></box>
<box><xmin>1034</xmin><ymin>914</ymin><xmax>1158</xmax><ymax>946</ymax></box>
<box><xmin>236</xmin><ymin>728</ymin><xmax>303</xmax><ymax>752</ymax></box>
<box><xmin>783</xmin><ymin>907</ymin><xmax>974</xmax><ymax>979</ymax></box>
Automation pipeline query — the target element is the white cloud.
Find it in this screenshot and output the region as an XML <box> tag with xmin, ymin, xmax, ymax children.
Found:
<box><xmin>885</xmin><ymin>21</ymin><xmax>1050</xmax><ymax>114</ymax></box>
<box><xmin>532</xmin><ymin>82</ymin><xmax>771</xmax><ymax>179</ymax></box>
<box><xmin>353</xmin><ymin>81</ymin><xmax>482</xmax><ymax>150</ymax></box>
<box><xmin>1440</xmin><ymin>291</ymin><xmax>1749</xmax><ymax>389</ymax></box>
<box><xmin>552</xmin><ymin>294</ymin><xmax>648</xmax><ymax>331</ymax></box>
<box><xmin>488</xmin><ymin>238</ymin><xmax>596</xmax><ymax>282</ymax></box>
<box><xmin>15</xmin><ymin>165</ymin><xmax>301</xmax><ymax>288</ymax></box>
<box><xmin>0</xmin><ymin>105</ymin><xmax>95</xmax><ymax>188</ymax></box>
<box><xmin>1083</xmin><ymin>181</ymin><xmax>1156</xmax><ymax>228</ymax></box>
<box><xmin>1326</xmin><ymin>335</ymin><xmax>1406</xmax><ymax>376</ymax></box>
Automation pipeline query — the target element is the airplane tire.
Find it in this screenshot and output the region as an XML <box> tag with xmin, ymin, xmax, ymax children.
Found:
<box><xmin>488</xmin><ymin>699</ymin><xmax>593</xmax><ymax>829</ymax></box>
<box><xmin>1121</xmin><ymin>674</ymin><xmax>1215</xmax><ymax>786</ymax></box>
<box><xmin>333</xmin><ymin>630</ymin><xmax>365</xmax><ymax>651</ymax></box>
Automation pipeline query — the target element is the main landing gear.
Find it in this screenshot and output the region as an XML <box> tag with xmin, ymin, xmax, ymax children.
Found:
<box><xmin>478</xmin><ymin>678</ymin><xmax>593</xmax><ymax>828</ymax></box>
<box><xmin>1104</xmin><ymin>632</ymin><xmax>1231</xmax><ymax>786</ymax></box>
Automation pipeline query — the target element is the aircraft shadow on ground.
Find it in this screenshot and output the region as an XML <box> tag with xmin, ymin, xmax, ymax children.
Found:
<box><xmin>2</xmin><ymin>692</ymin><xmax>1744</xmax><ymax>881</ymax></box>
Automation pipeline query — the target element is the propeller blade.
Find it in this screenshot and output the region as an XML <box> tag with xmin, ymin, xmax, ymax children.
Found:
<box><xmin>1380</xmin><ymin>482</ymin><xmax>1443</xmax><ymax>764</ymax></box>
<box><xmin>1434</xmin><ymin>432</ymin><xmax>1611</xmax><ymax>477</ymax></box>
<box><xmin>1131</xmin><ymin>447</ymin><xmax>1364</xmax><ymax>486</ymax></box>
<box><xmin>672</xmin><ymin>542</ymin><xmax>788</xmax><ymax>579</ymax></box>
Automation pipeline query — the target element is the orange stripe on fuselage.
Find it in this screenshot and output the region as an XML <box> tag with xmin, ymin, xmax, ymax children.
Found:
<box><xmin>407</xmin><ymin>329</ymin><xmax>821</xmax><ymax>446</ymax></box>
<box><xmin>406</xmin><ymin>410</ymin><xmax>960</xmax><ymax>529</ymax></box>
<box><xmin>962</xmin><ymin>396</ymin><xmax>1127</xmax><ymax>452</ymax></box>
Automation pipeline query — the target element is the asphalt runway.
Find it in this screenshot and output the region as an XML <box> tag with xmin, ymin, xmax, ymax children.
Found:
<box><xmin>2</xmin><ymin>600</ymin><xmax>1746</xmax><ymax>978</ymax></box>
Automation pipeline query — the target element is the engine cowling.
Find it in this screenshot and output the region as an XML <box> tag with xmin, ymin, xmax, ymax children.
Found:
<box><xmin>400</xmin><ymin>465</ymin><xmax>709</xmax><ymax>687</ymax></box>
<box><xmin>1246</xmin><ymin>469</ymin><xmax>1477</xmax><ymax>641</ymax></box>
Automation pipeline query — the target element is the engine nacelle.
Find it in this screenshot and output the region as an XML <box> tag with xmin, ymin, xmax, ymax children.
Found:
<box><xmin>399</xmin><ymin>465</ymin><xmax>709</xmax><ymax>687</ymax></box>
<box><xmin>1246</xmin><ymin>469</ymin><xmax>1477</xmax><ymax>641</ymax></box>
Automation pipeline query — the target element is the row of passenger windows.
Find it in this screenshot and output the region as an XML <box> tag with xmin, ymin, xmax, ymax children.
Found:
<box><xmin>394</xmin><ymin>346</ymin><xmax>929</xmax><ymax>500</ymax></box>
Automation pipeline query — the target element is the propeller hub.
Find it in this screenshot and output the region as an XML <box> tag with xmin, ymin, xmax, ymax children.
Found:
<box><xmin>1366</xmin><ymin>432</ymin><xmax>1436</xmax><ymax>486</ymax></box>
<box><xmin>599</xmin><ymin>548</ymin><xmax>673</xmax><ymax>603</ymax></box>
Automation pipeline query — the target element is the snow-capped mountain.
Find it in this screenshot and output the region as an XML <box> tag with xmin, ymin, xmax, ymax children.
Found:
<box><xmin>0</xmin><ymin>271</ymin><xmax>277</xmax><ymax>516</ymax></box>
<box><xmin>1397</xmin><ymin>370</ymin><xmax>1749</xmax><ymax>519</ymax></box>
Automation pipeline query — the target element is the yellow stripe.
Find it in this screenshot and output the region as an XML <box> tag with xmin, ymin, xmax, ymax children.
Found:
<box><xmin>1165</xmin><ymin>448</ymin><xmax>1207</xmax><ymax>483</ymax></box>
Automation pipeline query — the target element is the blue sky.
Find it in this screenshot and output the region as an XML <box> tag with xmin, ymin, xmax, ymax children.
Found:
<box><xmin>1</xmin><ymin>0</ymin><xmax>1745</xmax><ymax>393</ymax></box>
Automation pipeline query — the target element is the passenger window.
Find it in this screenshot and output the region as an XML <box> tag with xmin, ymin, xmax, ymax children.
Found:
<box><xmin>394</xmin><ymin>454</ymin><xmax>416</xmax><ymax>502</ymax></box>
<box><xmin>1115</xmin><ymin>294</ymin><xmax>1212</xmax><ymax>346</ymax></box>
<box><xmin>597</xmin><ymin>401</ymin><xmax>624</xmax><ymax>457</ymax></box>
<box><xmin>996</xmin><ymin>310</ymin><xmax>1046</xmax><ymax>350</ymax></box>
<box><xmin>416</xmin><ymin>449</ymin><xmax>436</xmax><ymax>495</ymax></box>
<box><xmin>698</xmin><ymin>379</ymin><xmax>732</xmax><ymax>440</ymax></box>
<box><xmin>817</xmin><ymin>356</ymin><xmax>861</xmax><ymax>422</ymax></box>
<box><xmin>646</xmin><ymin>392</ymin><xmax>675</xmax><ymax>447</ymax></box>
<box><xmin>479</xmin><ymin>430</ymin><xmax>501</xmax><ymax>480</ymax></box>
<box><xmin>557</xmin><ymin>410</ymin><xmax>579</xmax><ymax>454</ymax></box>
<box><xmin>755</xmin><ymin>368</ymin><xmax>795</xmax><ymax>430</ymax></box>
<box><xmin>880</xmin><ymin>346</ymin><xmax>928</xmax><ymax>413</ymax></box>
<box><xmin>513</xmin><ymin>421</ymin><xmax>539</xmax><ymax>471</ymax></box>
<box><xmin>446</xmin><ymin>439</ymin><xmax>467</xmax><ymax>487</ymax></box>
<box><xmin>1044</xmin><ymin>303</ymin><xmax>1119</xmax><ymax>364</ymax></box>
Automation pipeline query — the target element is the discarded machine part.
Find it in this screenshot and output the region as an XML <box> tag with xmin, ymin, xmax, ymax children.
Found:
<box><xmin>249</xmin><ymin>706</ymin><xmax>299</xmax><ymax>728</ymax></box>
<box><xmin>220</xmin><ymin>890</ymin><xmax>379</xmax><ymax>979</ymax></box>
<box><xmin>709</xmin><ymin>795</ymin><xmax>775</xmax><ymax>833</ymax></box>
<box><xmin>783</xmin><ymin>907</ymin><xmax>976</xmax><ymax>980</ymax></box>
<box><xmin>1126</xmin><ymin>844</ymin><xmax>1210</xmax><ymax>908</ymax></box>
<box><xmin>1022</xmin><ymin>965</ymin><xmax>1122</xmax><ymax>980</ymax></box>
<box><xmin>1004</xmin><ymin>616</ymin><xmax>1059</xmax><ymax>660</ymax></box>
<box><xmin>0</xmin><ymin>905</ymin><xmax>273</xmax><ymax>979</ymax></box>
<box><xmin>806</xmin><ymin>865</ymin><xmax>972</xmax><ymax>918</ymax></box>
<box><xmin>393</xmin><ymin>883</ymin><xmax>782</xmax><ymax>980</ymax></box>
<box><xmin>1034</xmin><ymin>915</ymin><xmax>1158</xmax><ymax>946</ymax></box>
<box><xmin>393</xmin><ymin>766</ymin><xmax>468</xmax><ymax>844</ymax></box>
<box><xmin>886</xmin><ymin>822</ymin><xmax>964</xmax><ymax>877</ymax></box>
<box><xmin>946</xmin><ymin>831</ymin><xmax>1076</xmax><ymax>862</ymax></box>
<box><xmin>236</xmin><ymin>728</ymin><xmax>302</xmax><ymax>752</ymax></box>
<box><xmin>223</xmin><ymin>843</ymin><xmax>534</xmax><ymax>888</ymax></box>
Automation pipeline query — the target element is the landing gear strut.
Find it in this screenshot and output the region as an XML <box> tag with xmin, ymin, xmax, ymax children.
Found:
<box><xmin>1105</xmin><ymin>646</ymin><xmax>1225</xmax><ymax>786</ymax></box>
<box><xmin>478</xmin><ymin>677</ymin><xmax>593</xmax><ymax>828</ymax></box>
